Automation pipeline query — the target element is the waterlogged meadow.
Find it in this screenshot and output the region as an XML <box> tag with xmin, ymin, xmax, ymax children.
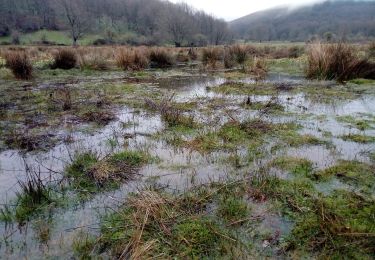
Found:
<box><xmin>0</xmin><ymin>43</ymin><xmax>374</xmax><ymax>259</ymax></box>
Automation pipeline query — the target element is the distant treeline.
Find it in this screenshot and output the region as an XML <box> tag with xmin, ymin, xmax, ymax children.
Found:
<box><xmin>0</xmin><ymin>0</ymin><xmax>231</xmax><ymax>46</ymax></box>
<box><xmin>230</xmin><ymin>1</ymin><xmax>375</xmax><ymax>42</ymax></box>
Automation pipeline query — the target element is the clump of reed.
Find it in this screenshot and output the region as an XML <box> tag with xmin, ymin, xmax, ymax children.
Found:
<box><xmin>247</xmin><ymin>57</ymin><xmax>268</xmax><ymax>81</ymax></box>
<box><xmin>201</xmin><ymin>47</ymin><xmax>223</xmax><ymax>69</ymax></box>
<box><xmin>51</xmin><ymin>48</ymin><xmax>77</xmax><ymax>70</ymax></box>
<box><xmin>115</xmin><ymin>48</ymin><xmax>149</xmax><ymax>71</ymax></box>
<box><xmin>4</xmin><ymin>51</ymin><xmax>33</xmax><ymax>80</ymax></box>
<box><xmin>224</xmin><ymin>45</ymin><xmax>249</xmax><ymax>69</ymax></box>
<box><xmin>77</xmin><ymin>50</ymin><xmax>109</xmax><ymax>71</ymax></box>
<box><xmin>149</xmin><ymin>48</ymin><xmax>175</xmax><ymax>68</ymax></box>
<box><xmin>306</xmin><ymin>42</ymin><xmax>375</xmax><ymax>82</ymax></box>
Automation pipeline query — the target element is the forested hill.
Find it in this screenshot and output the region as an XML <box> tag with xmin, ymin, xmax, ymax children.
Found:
<box><xmin>230</xmin><ymin>0</ymin><xmax>375</xmax><ymax>42</ymax></box>
<box><xmin>0</xmin><ymin>0</ymin><xmax>230</xmax><ymax>46</ymax></box>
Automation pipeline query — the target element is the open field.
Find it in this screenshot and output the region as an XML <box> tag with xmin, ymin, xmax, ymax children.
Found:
<box><xmin>0</xmin><ymin>43</ymin><xmax>374</xmax><ymax>259</ymax></box>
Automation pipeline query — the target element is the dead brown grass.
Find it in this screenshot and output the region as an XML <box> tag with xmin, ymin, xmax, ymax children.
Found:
<box><xmin>4</xmin><ymin>51</ymin><xmax>33</xmax><ymax>80</ymax></box>
<box><xmin>306</xmin><ymin>42</ymin><xmax>375</xmax><ymax>81</ymax></box>
<box><xmin>201</xmin><ymin>47</ymin><xmax>223</xmax><ymax>69</ymax></box>
<box><xmin>51</xmin><ymin>49</ymin><xmax>77</xmax><ymax>70</ymax></box>
<box><xmin>116</xmin><ymin>48</ymin><xmax>149</xmax><ymax>71</ymax></box>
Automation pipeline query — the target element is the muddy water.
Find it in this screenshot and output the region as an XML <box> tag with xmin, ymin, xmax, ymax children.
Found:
<box><xmin>0</xmin><ymin>74</ymin><xmax>374</xmax><ymax>258</ymax></box>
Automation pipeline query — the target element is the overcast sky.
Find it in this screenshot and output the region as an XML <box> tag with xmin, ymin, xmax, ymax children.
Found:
<box><xmin>169</xmin><ymin>0</ymin><xmax>323</xmax><ymax>21</ymax></box>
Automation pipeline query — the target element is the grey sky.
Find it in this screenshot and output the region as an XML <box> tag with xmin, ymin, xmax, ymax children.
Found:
<box><xmin>169</xmin><ymin>0</ymin><xmax>323</xmax><ymax>21</ymax></box>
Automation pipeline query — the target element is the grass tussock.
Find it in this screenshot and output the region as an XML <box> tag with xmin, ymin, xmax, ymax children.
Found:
<box><xmin>0</xmin><ymin>167</ymin><xmax>55</xmax><ymax>223</ymax></box>
<box><xmin>145</xmin><ymin>97</ymin><xmax>196</xmax><ymax>129</ymax></box>
<box><xmin>78</xmin><ymin>51</ymin><xmax>109</xmax><ymax>71</ymax></box>
<box><xmin>224</xmin><ymin>45</ymin><xmax>249</xmax><ymax>69</ymax></box>
<box><xmin>4</xmin><ymin>51</ymin><xmax>33</xmax><ymax>80</ymax></box>
<box><xmin>14</xmin><ymin>169</ymin><xmax>53</xmax><ymax>222</ymax></box>
<box><xmin>306</xmin><ymin>42</ymin><xmax>375</xmax><ymax>82</ymax></box>
<box><xmin>202</xmin><ymin>47</ymin><xmax>222</xmax><ymax>69</ymax></box>
<box><xmin>51</xmin><ymin>48</ymin><xmax>77</xmax><ymax>70</ymax></box>
<box><xmin>94</xmin><ymin>187</ymin><xmax>241</xmax><ymax>259</ymax></box>
<box><xmin>65</xmin><ymin>150</ymin><xmax>147</xmax><ymax>195</ymax></box>
<box><xmin>116</xmin><ymin>48</ymin><xmax>149</xmax><ymax>71</ymax></box>
<box><xmin>149</xmin><ymin>48</ymin><xmax>175</xmax><ymax>68</ymax></box>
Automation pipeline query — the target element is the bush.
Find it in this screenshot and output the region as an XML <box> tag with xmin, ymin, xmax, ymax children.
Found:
<box><xmin>51</xmin><ymin>49</ymin><xmax>77</xmax><ymax>70</ymax></box>
<box><xmin>306</xmin><ymin>43</ymin><xmax>375</xmax><ymax>82</ymax></box>
<box><xmin>116</xmin><ymin>48</ymin><xmax>149</xmax><ymax>71</ymax></box>
<box><xmin>4</xmin><ymin>51</ymin><xmax>33</xmax><ymax>80</ymax></box>
<box><xmin>149</xmin><ymin>48</ymin><xmax>175</xmax><ymax>68</ymax></box>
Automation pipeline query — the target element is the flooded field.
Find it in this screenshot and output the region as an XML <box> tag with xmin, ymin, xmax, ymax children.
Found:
<box><xmin>0</xmin><ymin>52</ymin><xmax>374</xmax><ymax>259</ymax></box>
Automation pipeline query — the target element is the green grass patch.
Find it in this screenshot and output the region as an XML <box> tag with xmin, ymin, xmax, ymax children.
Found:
<box><xmin>271</xmin><ymin>156</ymin><xmax>314</xmax><ymax>176</ymax></box>
<box><xmin>96</xmin><ymin>188</ymin><xmax>242</xmax><ymax>259</ymax></box>
<box><xmin>337</xmin><ymin>115</ymin><xmax>374</xmax><ymax>130</ymax></box>
<box><xmin>65</xmin><ymin>150</ymin><xmax>147</xmax><ymax>197</ymax></box>
<box><xmin>208</xmin><ymin>82</ymin><xmax>278</xmax><ymax>96</ymax></box>
<box><xmin>340</xmin><ymin>134</ymin><xmax>375</xmax><ymax>143</ymax></box>
<box><xmin>349</xmin><ymin>78</ymin><xmax>375</xmax><ymax>85</ymax></box>
<box><xmin>218</xmin><ymin>196</ymin><xmax>249</xmax><ymax>223</ymax></box>
<box><xmin>314</xmin><ymin>160</ymin><xmax>375</xmax><ymax>193</ymax></box>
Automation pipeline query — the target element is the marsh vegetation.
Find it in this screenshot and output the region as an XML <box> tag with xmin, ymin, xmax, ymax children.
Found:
<box><xmin>0</xmin><ymin>42</ymin><xmax>374</xmax><ymax>259</ymax></box>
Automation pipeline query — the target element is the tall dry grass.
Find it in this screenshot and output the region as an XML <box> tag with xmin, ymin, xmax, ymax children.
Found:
<box><xmin>51</xmin><ymin>49</ymin><xmax>77</xmax><ymax>70</ymax></box>
<box><xmin>4</xmin><ymin>51</ymin><xmax>33</xmax><ymax>80</ymax></box>
<box><xmin>149</xmin><ymin>48</ymin><xmax>175</xmax><ymax>68</ymax></box>
<box><xmin>201</xmin><ymin>47</ymin><xmax>222</xmax><ymax>69</ymax></box>
<box><xmin>306</xmin><ymin>42</ymin><xmax>375</xmax><ymax>82</ymax></box>
<box><xmin>115</xmin><ymin>48</ymin><xmax>149</xmax><ymax>71</ymax></box>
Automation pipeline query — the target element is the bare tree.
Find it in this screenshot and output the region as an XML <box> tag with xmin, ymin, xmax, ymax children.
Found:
<box><xmin>61</xmin><ymin>0</ymin><xmax>88</xmax><ymax>46</ymax></box>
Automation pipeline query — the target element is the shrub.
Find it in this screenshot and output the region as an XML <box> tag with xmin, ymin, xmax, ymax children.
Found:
<box><xmin>4</xmin><ymin>51</ymin><xmax>33</xmax><ymax>80</ymax></box>
<box><xmin>149</xmin><ymin>48</ymin><xmax>175</xmax><ymax>68</ymax></box>
<box><xmin>116</xmin><ymin>48</ymin><xmax>149</xmax><ymax>71</ymax></box>
<box><xmin>51</xmin><ymin>49</ymin><xmax>77</xmax><ymax>70</ymax></box>
<box><xmin>306</xmin><ymin>43</ymin><xmax>375</xmax><ymax>82</ymax></box>
<box><xmin>201</xmin><ymin>47</ymin><xmax>222</xmax><ymax>68</ymax></box>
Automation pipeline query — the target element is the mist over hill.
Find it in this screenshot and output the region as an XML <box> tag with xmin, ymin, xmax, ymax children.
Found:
<box><xmin>0</xmin><ymin>0</ymin><xmax>230</xmax><ymax>46</ymax></box>
<box><xmin>230</xmin><ymin>0</ymin><xmax>375</xmax><ymax>42</ymax></box>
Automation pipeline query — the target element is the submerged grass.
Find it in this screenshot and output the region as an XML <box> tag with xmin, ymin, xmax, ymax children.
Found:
<box><xmin>271</xmin><ymin>156</ymin><xmax>314</xmax><ymax>177</ymax></box>
<box><xmin>340</xmin><ymin>134</ymin><xmax>375</xmax><ymax>143</ymax></box>
<box><xmin>314</xmin><ymin>160</ymin><xmax>375</xmax><ymax>193</ymax></box>
<box><xmin>0</xmin><ymin>168</ymin><xmax>58</xmax><ymax>223</ymax></box>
